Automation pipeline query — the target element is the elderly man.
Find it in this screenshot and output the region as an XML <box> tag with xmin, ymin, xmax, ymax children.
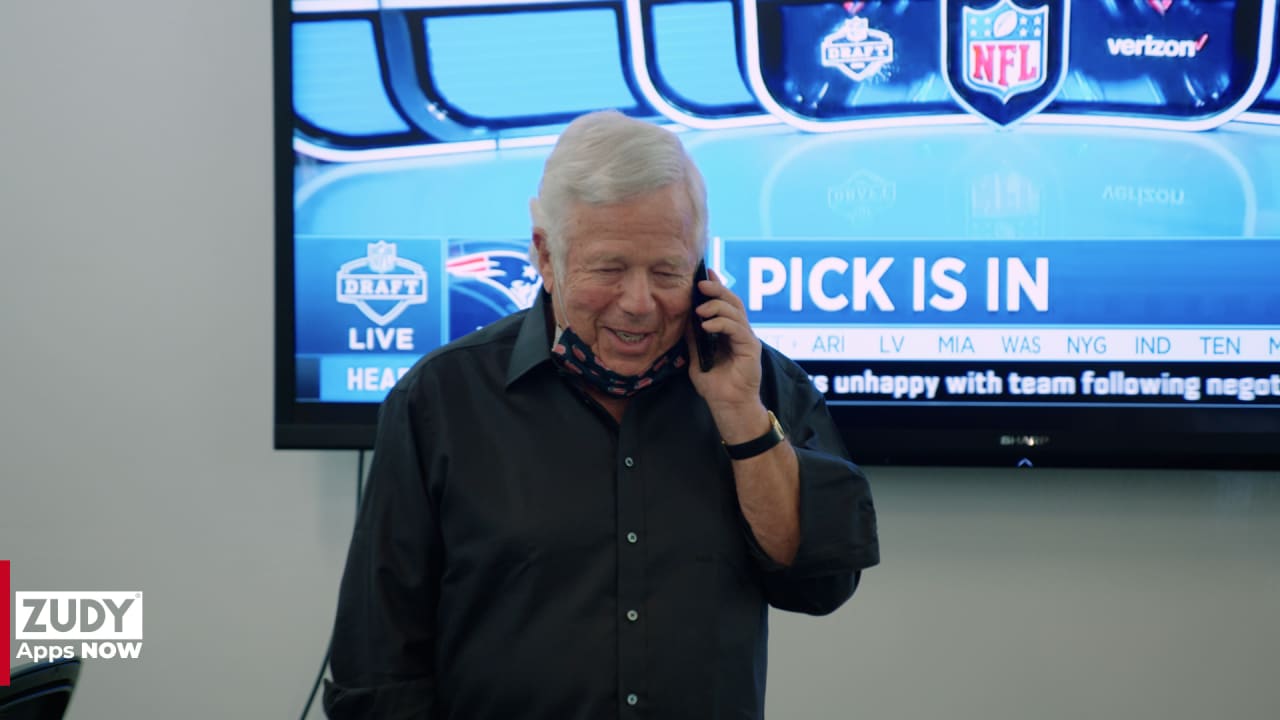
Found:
<box><xmin>324</xmin><ymin>110</ymin><xmax>879</xmax><ymax>719</ymax></box>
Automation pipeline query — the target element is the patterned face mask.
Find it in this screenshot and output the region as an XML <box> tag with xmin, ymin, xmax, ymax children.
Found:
<box><xmin>551</xmin><ymin>325</ymin><xmax>689</xmax><ymax>398</ymax></box>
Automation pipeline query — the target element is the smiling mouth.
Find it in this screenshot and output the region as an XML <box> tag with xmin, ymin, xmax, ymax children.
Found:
<box><xmin>613</xmin><ymin>329</ymin><xmax>648</xmax><ymax>344</ymax></box>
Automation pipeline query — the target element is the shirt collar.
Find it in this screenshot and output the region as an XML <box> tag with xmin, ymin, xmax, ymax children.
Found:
<box><xmin>505</xmin><ymin>289</ymin><xmax>557</xmax><ymax>388</ymax></box>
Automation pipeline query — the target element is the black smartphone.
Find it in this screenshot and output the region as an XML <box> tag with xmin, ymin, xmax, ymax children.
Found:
<box><xmin>691</xmin><ymin>260</ymin><xmax>719</xmax><ymax>372</ymax></box>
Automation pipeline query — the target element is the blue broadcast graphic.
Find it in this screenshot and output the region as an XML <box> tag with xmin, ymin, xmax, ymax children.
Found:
<box><xmin>1267</xmin><ymin>67</ymin><xmax>1280</xmax><ymax>102</ymax></box>
<box><xmin>295</xmin><ymin>237</ymin><xmax>447</xmax><ymax>402</ymax></box>
<box><xmin>1249</xmin><ymin>32</ymin><xmax>1280</xmax><ymax>114</ymax></box>
<box><xmin>722</xmin><ymin>239</ymin><xmax>1280</xmax><ymax>325</ymax></box>
<box><xmin>760</xmin><ymin>0</ymin><xmax>957</xmax><ymax>119</ymax></box>
<box><xmin>292</xmin><ymin>17</ymin><xmax>427</xmax><ymax>152</ymax></box>
<box><xmin>751</xmin><ymin>126</ymin><xmax>1256</xmax><ymax>239</ymax></box>
<box><xmin>744</xmin><ymin>0</ymin><xmax>1276</xmax><ymax>131</ymax></box>
<box><xmin>286</xmin><ymin>0</ymin><xmax>1280</xmax><ymax>414</ymax></box>
<box><xmin>1055</xmin><ymin>0</ymin><xmax>1253</xmax><ymax>115</ymax></box>
<box><xmin>294</xmin><ymin>235</ymin><xmax>543</xmax><ymax>402</ymax></box>
<box><xmin>645</xmin><ymin>0</ymin><xmax>761</xmax><ymax>117</ymax></box>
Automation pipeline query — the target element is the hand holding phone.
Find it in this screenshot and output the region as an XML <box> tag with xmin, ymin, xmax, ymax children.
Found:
<box><xmin>691</xmin><ymin>260</ymin><xmax>720</xmax><ymax>372</ymax></box>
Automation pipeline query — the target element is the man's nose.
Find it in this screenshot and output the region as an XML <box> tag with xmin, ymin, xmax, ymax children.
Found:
<box><xmin>617</xmin><ymin>270</ymin><xmax>657</xmax><ymax>315</ymax></box>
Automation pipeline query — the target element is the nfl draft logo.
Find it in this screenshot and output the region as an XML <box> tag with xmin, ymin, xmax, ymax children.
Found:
<box><xmin>943</xmin><ymin>0</ymin><xmax>1070</xmax><ymax>126</ymax></box>
<box><xmin>821</xmin><ymin>16</ymin><xmax>895</xmax><ymax>82</ymax></box>
<box><xmin>336</xmin><ymin>241</ymin><xmax>429</xmax><ymax>326</ymax></box>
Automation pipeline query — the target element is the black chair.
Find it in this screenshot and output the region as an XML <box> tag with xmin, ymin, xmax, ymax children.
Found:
<box><xmin>0</xmin><ymin>659</ymin><xmax>81</xmax><ymax>719</ymax></box>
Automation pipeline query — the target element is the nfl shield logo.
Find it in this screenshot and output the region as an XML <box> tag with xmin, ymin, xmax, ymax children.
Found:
<box><xmin>943</xmin><ymin>0</ymin><xmax>1070</xmax><ymax>126</ymax></box>
<box><xmin>964</xmin><ymin>1</ymin><xmax>1047</xmax><ymax>101</ymax></box>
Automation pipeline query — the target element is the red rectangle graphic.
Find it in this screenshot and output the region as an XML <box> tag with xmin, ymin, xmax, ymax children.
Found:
<box><xmin>2</xmin><ymin>560</ymin><xmax>10</xmax><ymax>686</ymax></box>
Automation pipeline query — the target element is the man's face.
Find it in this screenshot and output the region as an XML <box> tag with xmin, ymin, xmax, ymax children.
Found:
<box><xmin>537</xmin><ymin>184</ymin><xmax>700</xmax><ymax>377</ymax></box>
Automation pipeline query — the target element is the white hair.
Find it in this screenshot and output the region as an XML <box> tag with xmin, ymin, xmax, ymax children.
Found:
<box><xmin>530</xmin><ymin>111</ymin><xmax>708</xmax><ymax>277</ymax></box>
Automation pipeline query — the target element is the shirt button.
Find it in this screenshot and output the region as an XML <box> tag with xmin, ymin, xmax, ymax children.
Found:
<box><xmin>626</xmin><ymin>693</ymin><xmax>639</xmax><ymax>706</ymax></box>
<box><xmin>624</xmin><ymin>456</ymin><xmax>635</xmax><ymax>468</ymax></box>
<box><xmin>626</xmin><ymin>532</ymin><xmax>638</xmax><ymax>544</ymax></box>
<box><xmin>626</xmin><ymin>609</ymin><xmax>639</xmax><ymax>622</ymax></box>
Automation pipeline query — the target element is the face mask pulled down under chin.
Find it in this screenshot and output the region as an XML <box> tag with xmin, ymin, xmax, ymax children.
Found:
<box><xmin>551</xmin><ymin>325</ymin><xmax>689</xmax><ymax>398</ymax></box>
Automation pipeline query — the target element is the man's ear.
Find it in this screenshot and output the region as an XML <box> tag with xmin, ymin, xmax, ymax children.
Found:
<box><xmin>532</xmin><ymin>228</ymin><xmax>555</xmax><ymax>295</ymax></box>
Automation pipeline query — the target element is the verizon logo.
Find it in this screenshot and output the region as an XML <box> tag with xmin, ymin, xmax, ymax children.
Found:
<box><xmin>1106</xmin><ymin>33</ymin><xmax>1209</xmax><ymax>58</ymax></box>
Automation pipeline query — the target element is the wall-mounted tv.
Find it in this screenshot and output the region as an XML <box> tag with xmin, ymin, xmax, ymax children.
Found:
<box><xmin>275</xmin><ymin>0</ymin><xmax>1280</xmax><ymax>468</ymax></box>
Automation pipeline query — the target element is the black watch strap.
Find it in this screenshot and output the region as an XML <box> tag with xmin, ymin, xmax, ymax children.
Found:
<box><xmin>723</xmin><ymin>411</ymin><xmax>786</xmax><ymax>460</ymax></box>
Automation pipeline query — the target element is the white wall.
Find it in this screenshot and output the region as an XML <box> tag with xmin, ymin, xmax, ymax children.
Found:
<box><xmin>1</xmin><ymin>2</ymin><xmax>1277</xmax><ymax>718</ymax></box>
<box><xmin>768</xmin><ymin>468</ymin><xmax>1280</xmax><ymax>720</ymax></box>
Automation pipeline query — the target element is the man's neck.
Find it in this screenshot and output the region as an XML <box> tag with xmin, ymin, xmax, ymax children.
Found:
<box><xmin>584</xmin><ymin>385</ymin><xmax>628</xmax><ymax>423</ymax></box>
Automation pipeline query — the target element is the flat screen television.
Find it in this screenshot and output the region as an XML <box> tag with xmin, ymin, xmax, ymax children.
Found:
<box><xmin>274</xmin><ymin>0</ymin><xmax>1280</xmax><ymax>468</ymax></box>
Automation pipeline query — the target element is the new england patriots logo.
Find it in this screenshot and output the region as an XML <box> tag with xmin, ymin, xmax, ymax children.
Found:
<box><xmin>447</xmin><ymin>249</ymin><xmax>542</xmax><ymax>311</ymax></box>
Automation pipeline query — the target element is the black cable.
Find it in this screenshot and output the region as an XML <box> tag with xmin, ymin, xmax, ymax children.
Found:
<box><xmin>299</xmin><ymin>449</ymin><xmax>368</xmax><ymax>720</ymax></box>
<box><xmin>299</xmin><ymin>641</ymin><xmax>331</xmax><ymax>719</ymax></box>
<box><xmin>356</xmin><ymin>448</ymin><xmax>366</xmax><ymax>521</ymax></box>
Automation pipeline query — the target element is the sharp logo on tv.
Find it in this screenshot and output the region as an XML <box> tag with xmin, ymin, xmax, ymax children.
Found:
<box><xmin>336</xmin><ymin>241</ymin><xmax>429</xmax><ymax>326</ymax></box>
<box><xmin>1105</xmin><ymin>33</ymin><xmax>1209</xmax><ymax>59</ymax></box>
<box><xmin>13</xmin><ymin>590</ymin><xmax>144</xmax><ymax>664</ymax></box>
<box><xmin>820</xmin><ymin>15</ymin><xmax>895</xmax><ymax>82</ymax></box>
<box><xmin>962</xmin><ymin>0</ymin><xmax>1048</xmax><ymax>102</ymax></box>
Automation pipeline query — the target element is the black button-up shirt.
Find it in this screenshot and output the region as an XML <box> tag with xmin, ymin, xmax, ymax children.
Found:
<box><xmin>324</xmin><ymin>292</ymin><xmax>879</xmax><ymax>720</ymax></box>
